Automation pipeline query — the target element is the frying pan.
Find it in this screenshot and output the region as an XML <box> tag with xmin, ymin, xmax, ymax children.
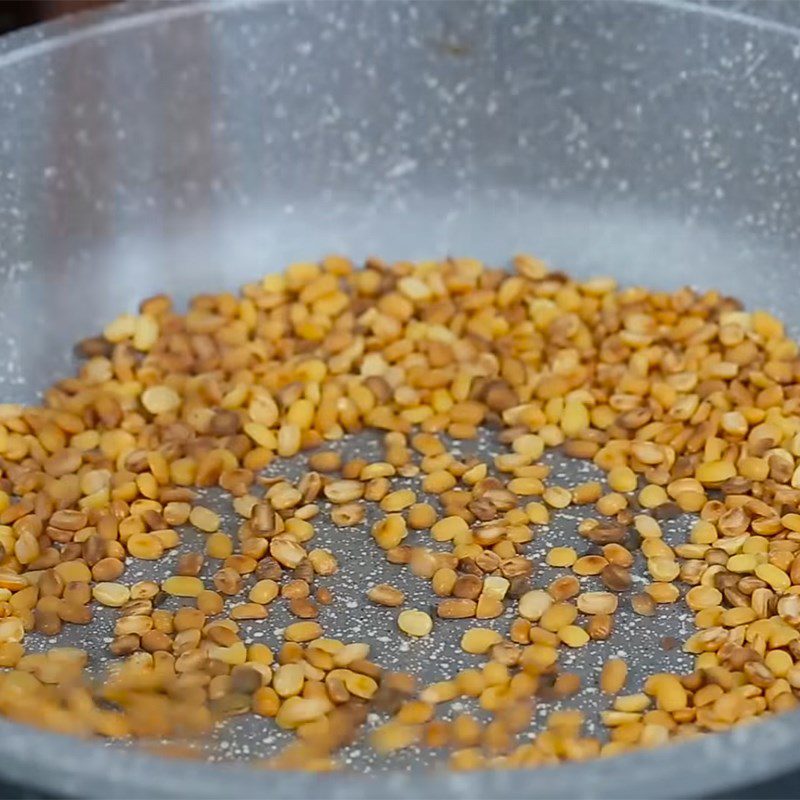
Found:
<box><xmin>1</xmin><ymin>0</ymin><xmax>800</xmax><ymax>796</ymax></box>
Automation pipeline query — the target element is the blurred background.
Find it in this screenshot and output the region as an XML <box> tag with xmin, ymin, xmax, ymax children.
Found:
<box><xmin>0</xmin><ymin>0</ymin><xmax>112</xmax><ymax>35</ymax></box>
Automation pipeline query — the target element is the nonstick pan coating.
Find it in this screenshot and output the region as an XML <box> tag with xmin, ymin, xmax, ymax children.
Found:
<box><xmin>0</xmin><ymin>1</ymin><xmax>799</xmax><ymax>797</ymax></box>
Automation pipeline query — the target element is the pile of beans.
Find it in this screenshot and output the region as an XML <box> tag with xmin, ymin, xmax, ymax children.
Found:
<box><xmin>0</xmin><ymin>254</ymin><xmax>798</xmax><ymax>769</ymax></box>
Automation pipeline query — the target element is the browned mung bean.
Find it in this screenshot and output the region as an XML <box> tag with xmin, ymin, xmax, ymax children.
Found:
<box><xmin>289</xmin><ymin>598</ymin><xmax>318</xmax><ymax>619</ymax></box>
<box><xmin>367</xmin><ymin>584</ymin><xmax>405</xmax><ymax>607</ymax></box>
<box><xmin>631</xmin><ymin>593</ymin><xmax>657</xmax><ymax>617</ymax></box>
<box><xmin>601</xmin><ymin>564</ymin><xmax>632</xmax><ymax>592</ymax></box>
<box><xmin>453</xmin><ymin>575</ymin><xmax>483</xmax><ymax>600</ymax></box>
<box><xmin>437</xmin><ymin>598</ymin><xmax>477</xmax><ymax>619</ymax></box>
<box><xmin>331</xmin><ymin>503</ymin><xmax>365</xmax><ymax>527</ymax></box>
<box><xmin>601</xmin><ymin>658</ymin><xmax>629</xmax><ymax>693</ymax></box>
<box><xmin>587</xmin><ymin>613</ymin><xmax>613</xmax><ymax>640</ymax></box>
<box><xmin>316</xmin><ymin>587</ymin><xmax>333</xmax><ymax>605</ymax></box>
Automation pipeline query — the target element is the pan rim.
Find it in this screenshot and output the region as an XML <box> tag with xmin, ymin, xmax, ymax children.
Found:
<box><xmin>0</xmin><ymin>0</ymin><xmax>798</xmax><ymax>70</ymax></box>
<box><xmin>0</xmin><ymin>707</ymin><xmax>797</xmax><ymax>799</ymax></box>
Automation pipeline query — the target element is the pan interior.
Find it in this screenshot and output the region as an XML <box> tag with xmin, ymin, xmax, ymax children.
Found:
<box><xmin>0</xmin><ymin>0</ymin><xmax>799</xmax><ymax>794</ymax></box>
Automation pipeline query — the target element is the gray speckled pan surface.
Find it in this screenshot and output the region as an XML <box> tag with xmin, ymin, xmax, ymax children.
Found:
<box><xmin>1</xmin><ymin>1</ymin><xmax>800</xmax><ymax>797</ymax></box>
